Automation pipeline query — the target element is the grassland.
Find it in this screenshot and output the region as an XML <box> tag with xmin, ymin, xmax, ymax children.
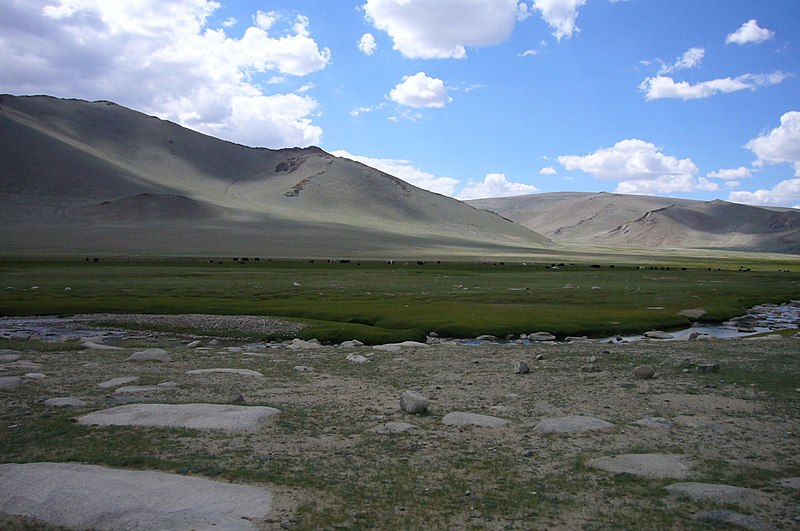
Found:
<box><xmin>1</xmin><ymin>257</ymin><xmax>798</xmax><ymax>343</ymax></box>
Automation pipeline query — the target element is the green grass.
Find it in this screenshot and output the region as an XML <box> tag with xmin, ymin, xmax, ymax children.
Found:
<box><xmin>1</xmin><ymin>257</ymin><xmax>798</xmax><ymax>343</ymax></box>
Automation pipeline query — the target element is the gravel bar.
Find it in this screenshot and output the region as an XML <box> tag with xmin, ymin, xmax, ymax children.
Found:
<box><xmin>80</xmin><ymin>313</ymin><xmax>307</xmax><ymax>338</ymax></box>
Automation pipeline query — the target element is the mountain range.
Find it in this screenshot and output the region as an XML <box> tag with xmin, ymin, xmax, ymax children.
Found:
<box><xmin>1</xmin><ymin>94</ymin><xmax>797</xmax><ymax>258</ymax></box>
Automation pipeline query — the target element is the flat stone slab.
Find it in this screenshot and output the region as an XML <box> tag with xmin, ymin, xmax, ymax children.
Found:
<box><xmin>373</xmin><ymin>344</ymin><xmax>402</xmax><ymax>353</ymax></box>
<box><xmin>589</xmin><ymin>454</ymin><xmax>691</xmax><ymax>479</ymax></box>
<box><xmin>0</xmin><ymin>462</ymin><xmax>272</xmax><ymax>530</ymax></box>
<box><xmin>371</xmin><ymin>422</ymin><xmax>420</xmax><ymax>434</ymax></box>
<box><xmin>696</xmin><ymin>510</ymin><xmax>771</xmax><ymax>530</ymax></box>
<box><xmin>113</xmin><ymin>383</ymin><xmax>177</xmax><ymax>395</ymax></box>
<box><xmin>98</xmin><ymin>376</ymin><xmax>139</xmax><ymax>389</ymax></box>
<box><xmin>633</xmin><ymin>417</ymin><xmax>674</xmax><ymax>429</ymax></box>
<box><xmin>0</xmin><ymin>376</ymin><xmax>23</xmax><ymax>389</ymax></box>
<box><xmin>0</xmin><ymin>352</ymin><xmax>21</xmax><ymax>361</ymax></box>
<box><xmin>776</xmin><ymin>476</ymin><xmax>800</xmax><ymax>489</ymax></box>
<box><xmin>442</xmin><ymin>412</ymin><xmax>509</xmax><ymax>428</ymax></box>
<box><xmin>45</xmin><ymin>397</ymin><xmax>87</xmax><ymax>407</ymax></box>
<box><xmin>666</xmin><ymin>482</ymin><xmax>768</xmax><ymax>506</ymax></box>
<box><xmin>534</xmin><ymin>415</ymin><xmax>615</xmax><ymax>434</ymax></box>
<box><xmin>78</xmin><ymin>403</ymin><xmax>280</xmax><ymax>432</ymax></box>
<box><xmin>126</xmin><ymin>348</ymin><xmax>171</xmax><ymax>362</ymax></box>
<box><xmin>186</xmin><ymin>368</ymin><xmax>264</xmax><ymax>378</ymax></box>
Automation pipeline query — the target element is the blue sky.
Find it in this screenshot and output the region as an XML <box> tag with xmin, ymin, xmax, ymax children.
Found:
<box><xmin>1</xmin><ymin>1</ymin><xmax>799</xmax><ymax>206</ymax></box>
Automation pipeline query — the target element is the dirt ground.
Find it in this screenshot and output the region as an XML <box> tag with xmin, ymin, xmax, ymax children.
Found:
<box><xmin>1</xmin><ymin>326</ymin><xmax>799</xmax><ymax>529</ymax></box>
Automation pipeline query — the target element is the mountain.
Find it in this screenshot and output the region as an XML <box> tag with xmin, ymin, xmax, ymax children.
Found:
<box><xmin>469</xmin><ymin>192</ymin><xmax>800</xmax><ymax>254</ymax></box>
<box><xmin>0</xmin><ymin>95</ymin><xmax>549</xmax><ymax>257</ymax></box>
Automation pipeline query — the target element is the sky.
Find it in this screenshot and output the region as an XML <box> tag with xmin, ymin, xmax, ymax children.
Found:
<box><xmin>1</xmin><ymin>0</ymin><xmax>799</xmax><ymax>207</ymax></box>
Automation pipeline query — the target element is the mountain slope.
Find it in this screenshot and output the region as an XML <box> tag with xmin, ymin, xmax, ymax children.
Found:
<box><xmin>0</xmin><ymin>95</ymin><xmax>549</xmax><ymax>257</ymax></box>
<box><xmin>469</xmin><ymin>192</ymin><xmax>800</xmax><ymax>254</ymax></box>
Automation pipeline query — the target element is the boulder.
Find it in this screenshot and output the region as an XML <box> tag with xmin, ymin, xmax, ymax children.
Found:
<box><xmin>126</xmin><ymin>348</ymin><xmax>171</xmax><ymax>362</ymax></box>
<box><xmin>400</xmin><ymin>390</ymin><xmax>429</xmax><ymax>414</ymax></box>
<box><xmin>346</xmin><ymin>353</ymin><xmax>369</xmax><ymax>363</ymax></box>
<box><xmin>514</xmin><ymin>361</ymin><xmax>530</xmax><ymax>374</ymax></box>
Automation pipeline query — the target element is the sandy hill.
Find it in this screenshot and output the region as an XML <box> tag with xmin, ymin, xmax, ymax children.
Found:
<box><xmin>0</xmin><ymin>95</ymin><xmax>549</xmax><ymax>257</ymax></box>
<box><xmin>469</xmin><ymin>192</ymin><xmax>800</xmax><ymax>254</ymax></box>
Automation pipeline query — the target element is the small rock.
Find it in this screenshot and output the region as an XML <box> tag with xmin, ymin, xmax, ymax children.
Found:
<box><xmin>0</xmin><ymin>351</ymin><xmax>21</xmax><ymax>362</ymax></box>
<box><xmin>82</xmin><ymin>342</ymin><xmax>124</xmax><ymax>351</ymax></box>
<box><xmin>293</xmin><ymin>365</ymin><xmax>314</xmax><ymax>372</ymax></box>
<box><xmin>292</xmin><ymin>282</ymin><xmax>302</xmax><ymax>287</ymax></box>
<box><xmin>589</xmin><ymin>355</ymin><xmax>599</xmax><ymax>363</ymax></box>
<box><xmin>339</xmin><ymin>340</ymin><xmax>364</xmax><ymax>348</ymax></box>
<box><xmin>644</xmin><ymin>330</ymin><xmax>674</xmax><ymax>340</ymax></box>
<box><xmin>697</xmin><ymin>363</ymin><xmax>720</xmax><ymax>373</ymax></box>
<box><xmin>372</xmin><ymin>422</ymin><xmax>420</xmax><ymax>434</ymax></box>
<box><xmin>475</xmin><ymin>335</ymin><xmax>498</xmax><ymax>341</ymax></box>
<box><xmin>514</xmin><ymin>361</ymin><xmax>530</xmax><ymax>374</ymax></box>
<box><xmin>185</xmin><ymin>340</ymin><xmax>202</xmax><ymax>348</ymax></box>
<box><xmin>528</xmin><ymin>332</ymin><xmax>556</xmax><ymax>342</ymax></box>
<box><xmin>346</xmin><ymin>353</ymin><xmax>369</xmax><ymax>364</ymax></box>
<box><xmin>581</xmin><ymin>365</ymin><xmax>601</xmax><ymax>373</ymax></box>
<box><xmin>64</xmin><ymin>287</ymin><xmax>72</xmax><ymax>293</ymax></box>
<box><xmin>126</xmin><ymin>348</ymin><xmax>172</xmax><ymax>362</ymax></box>
<box><xmin>535</xmin><ymin>354</ymin><xmax>545</xmax><ymax>361</ymax></box>
<box><xmin>400</xmin><ymin>390</ymin><xmax>429</xmax><ymax>414</ymax></box>
<box><xmin>24</xmin><ymin>373</ymin><xmax>46</xmax><ymax>380</ymax></box>
<box><xmin>633</xmin><ymin>365</ymin><xmax>655</xmax><ymax>380</ymax></box>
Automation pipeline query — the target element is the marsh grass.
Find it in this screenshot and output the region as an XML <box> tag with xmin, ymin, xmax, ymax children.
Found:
<box><xmin>1</xmin><ymin>258</ymin><xmax>798</xmax><ymax>343</ymax></box>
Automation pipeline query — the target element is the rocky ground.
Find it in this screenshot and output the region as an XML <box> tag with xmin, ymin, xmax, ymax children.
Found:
<box><xmin>0</xmin><ymin>318</ymin><xmax>799</xmax><ymax>530</ymax></box>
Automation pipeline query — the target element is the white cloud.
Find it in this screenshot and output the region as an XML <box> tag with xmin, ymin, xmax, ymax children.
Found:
<box><xmin>350</xmin><ymin>103</ymin><xmax>386</xmax><ymax>117</ymax></box>
<box><xmin>519</xmin><ymin>49</ymin><xmax>541</xmax><ymax>57</ymax></box>
<box><xmin>331</xmin><ymin>150</ymin><xmax>460</xmax><ymax>196</ymax></box>
<box><xmin>362</xmin><ymin>0</ymin><xmax>519</xmax><ymax>59</ymax></box>
<box><xmin>729</xmin><ymin>179</ymin><xmax>800</xmax><ymax>207</ymax></box>
<box><xmin>0</xmin><ymin>1</ymin><xmax>332</xmax><ymax>148</ymax></box>
<box><xmin>389</xmin><ymin>72</ymin><xmax>452</xmax><ymax>108</ymax></box>
<box><xmin>706</xmin><ymin>167</ymin><xmax>753</xmax><ymax>180</ymax></box>
<box><xmin>458</xmin><ymin>173</ymin><xmax>539</xmax><ymax>200</ymax></box>
<box><xmin>726</xmin><ymin>19</ymin><xmax>775</xmax><ymax>46</ymax></box>
<box><xmin>657</xmin><ymin>47</ymin><xmax>704</xmax><ymax>75</ymax></box>
<box><xmin>539</xmin><ymin>166</ymin><xmax>557</xmax><ymax>175</ymax></box>
<box><xmin>557</xmin><ymin>139</ymin><xmax>720</xmax><ymax>194</ymax></box>
<box><xmin>222</xmin><ymin>17</ymin><xmax>237</xmax><ymax>28</ymax></box>
<box><xmin>532</xmin><ymin>0</ymin><xmax>587</xmax><ymax>41</ymax></box>
<box><xmin>639</xmin><ymin>72</ymin><xmax>787</xmax><ymax>100</ymax></box>
<box><xmin>358</xmin><ymin>33</ymin><xmax>378</xmax><ymax>55</ymax></box>
<box><xmin>616</xmin><ymin>176</ymin><xmax>719</xmax><ymax>195</ymax></box>
<box><xmin>558</xmin><ymin>139</ymin><xmax>698</xmax><ymax>180</ymax></box>
<box><xmin>745</xmin><ymin>111</ymin><xmax>800</xmax><ymax>176</ymax></box>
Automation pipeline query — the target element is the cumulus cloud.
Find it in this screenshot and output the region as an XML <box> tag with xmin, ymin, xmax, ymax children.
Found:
<box><xmin>539</xmin><ymin>166</ymin><xmax>558</xmax><ymax>175</ymax></box>
<box><xmin>362</xmin><ymin>0</ymin><xmax>519</xmax><ymax>59</ymax></box>
<box><xmin>557</xmin><ymin>139</ymin><xmax>718</xmax><ymax>194</ymax></box>
<box><xmin>729</xmin><ymin>179</ymin><xmax>800</xmax><ymax>208</ymax></box>
<box><xmin>657</xmin><ymin>47</ymin><xmax>704</xmax><ymax>75</ymax></box>
<box><xmin>0</xmin><ymin>1</ymin><xmax>331</xmax><ymax>148</ymax></box>
<box><xmin>389</xmin><ymin>72</ymin><xmax>452</xmax><ymax>108</ymax></box>
<box><xmin>331</xmin><ymin>150</ymin><xmax>460</xmax><ymax>196</ymax></box>
<box><xmin>639</xmin><ymin>72</ymin><xmax>787</xmax><ymax>100</ymax></box>
<box><xmin>746</xmin><ymin>111</ymin><xmax>800</xmax><ymax>175</ymax></box>
<box><xmin>532</xmin><ymin>0</ymin><xmax>587</xmax><ymax>41</ymax></box>
<box><xmin>706</xmin><ymin>167</ymin><xmax>753</xmax><ymax>180</ymax></box>
<box><xmin>458</xmin><ymin>173</ymin><xmax>539</xmax><ymax>200</ymax></box>
<box><xmin>358</xmin><ymin>33</ymin><xmax>378</xmax><ymax>55</ymax></box>
<box><xmin>726</xmin><ymin>19</ymin><xmax>775</xmax><ymax>45</ymax></box>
